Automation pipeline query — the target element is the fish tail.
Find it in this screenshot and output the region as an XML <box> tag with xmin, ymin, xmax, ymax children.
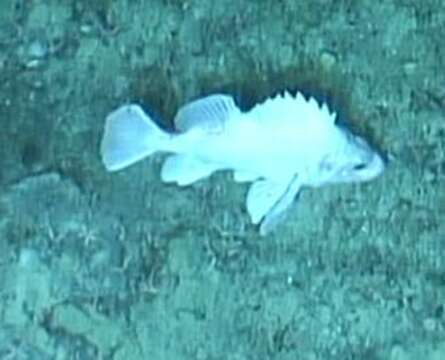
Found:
<box><xmin>100</xmin><ymin>104</ymin><xmax>169</xmax><ymax>172</ymax></box>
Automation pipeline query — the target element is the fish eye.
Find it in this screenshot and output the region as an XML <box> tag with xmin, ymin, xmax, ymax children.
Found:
<box><xmin>353</xmin><ymin>162</ymin><xmax>367</xmax><ymax>171</ymax></box>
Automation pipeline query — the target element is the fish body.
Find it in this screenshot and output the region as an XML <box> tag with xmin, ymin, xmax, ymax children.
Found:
<box><xmin>101</xmin><ymin>91</ymin><xmax>385</xmax><ymax>235</ymax></box>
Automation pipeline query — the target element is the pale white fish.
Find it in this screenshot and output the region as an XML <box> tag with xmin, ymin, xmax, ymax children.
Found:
<box><xmin>100</xmin><ymin>91</ymin><xmax>385</xmax><ymax>235</ymax></box>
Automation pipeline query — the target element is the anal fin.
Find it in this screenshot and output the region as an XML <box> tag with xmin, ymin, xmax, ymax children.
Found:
<box><xmin>161</xmin><ymin>155</ymin><xmax>219</xmax><ymax>186</ymax></box>
<box><xmin>233</xmin><ymin>170</ymin><xmax>260</xmax><ymax>183</ymax></box>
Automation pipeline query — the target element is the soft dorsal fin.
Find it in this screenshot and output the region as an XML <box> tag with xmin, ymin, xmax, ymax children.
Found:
<box><xmin>174</xmin><ymin>94</ymin><xmax>241</xmax><ymax>133</ymax></box>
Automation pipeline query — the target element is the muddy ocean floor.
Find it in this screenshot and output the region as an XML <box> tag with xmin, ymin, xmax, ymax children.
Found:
<box><xmin>0</xmin><ymin>0</ymin><xmax>444</xmax><ymax>359</ymax></box>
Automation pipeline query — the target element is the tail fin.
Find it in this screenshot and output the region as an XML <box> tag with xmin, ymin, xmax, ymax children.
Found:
<box><xmin>100</xmin><ymin>104</ymin><xmax>168</xmax><ymax>171</ymax></box>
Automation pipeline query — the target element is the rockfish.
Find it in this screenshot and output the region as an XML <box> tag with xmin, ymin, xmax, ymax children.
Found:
<box><xmin>100</xmin><ymin>91</ymin><xmax>385</xmax><ymax>235</ymax></box>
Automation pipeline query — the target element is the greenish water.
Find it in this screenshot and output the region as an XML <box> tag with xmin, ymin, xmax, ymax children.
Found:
<box><xmin>0</xmin><ymin>0</ymin><xmax>444</xmax><ymax>359</ymax></box>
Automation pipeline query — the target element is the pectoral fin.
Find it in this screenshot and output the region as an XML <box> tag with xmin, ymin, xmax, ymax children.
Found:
<box><xmin>246</xmin><ymin>176</ymin><xmax>302</xmax><ymax>235</ymax></box>
<box><xmin>259</xmin><ymin>176</ymin><xmax>303</xmax><ymax>236</ymax></box>
<box><xmin>246</xmin><ymin>180</ymin><xmax>291</xmax><ymax>225</ymax></box>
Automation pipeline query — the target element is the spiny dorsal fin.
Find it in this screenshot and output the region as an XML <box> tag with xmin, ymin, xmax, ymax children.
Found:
<box><xmin>249</xmin><ymin>91</ymin><xmax>336</xmax><ymax>126</ymax></box>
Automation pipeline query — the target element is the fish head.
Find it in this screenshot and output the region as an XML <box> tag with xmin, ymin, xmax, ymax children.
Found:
<box><xmin>314</xmin><ymin>128</ymin><xmax>385</xmax><ymax>186</ymax></box>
